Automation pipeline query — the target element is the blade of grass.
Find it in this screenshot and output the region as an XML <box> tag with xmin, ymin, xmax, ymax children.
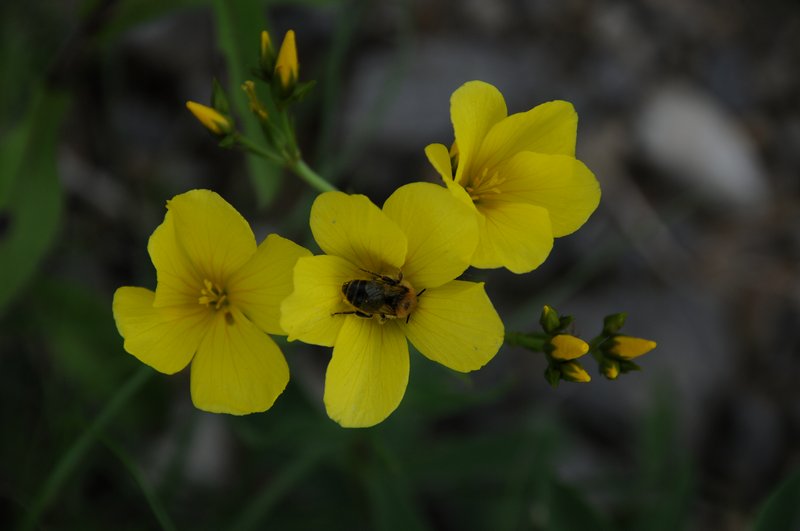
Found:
<box><xmin>313</xmin><ymin>0</ymin><xmax>367</xmax><ymax>176</ymax></box>
<box><xmin>101</xmin><ymin>434</ymin><xmax>178</xmax><ymax>531</ymax></box>
<box><xmin>752</xmin><ymin>468</ymin><xmax>800</xmax><ymax>531</ymax></box>
<box><xmin>227</xmin><ymin>443</ymin><xmax>331</xmax><ymax>531</ymax></box>
<box><xmin>18</xmin><ymin>366</ymin><xmax>152</xmax><ymax>531</ymax></box>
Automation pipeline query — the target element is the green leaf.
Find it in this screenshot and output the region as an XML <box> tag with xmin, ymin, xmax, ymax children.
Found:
<box><xmin>0</xmin><ymin>90</ymin><xmax>69</xmax><ymax>314</ymax></box>
<box><xmin>631</xmin><ymin>385</ymin><xmax>693</xmax><ymax>531</ymax></box>
<box><xmin>29</xmin><ymin>279</ymin><xmax>130</xmax><ymax>400</ymax></box>
<box><xmin>752</xmin><ymin>468</ymin><xmax>800</xmax><ymax>531</ymax></box>
<box><xmin>213</xmin><ymin>0</ymin><xmax>281</xmax><ymax>207</ymax></box>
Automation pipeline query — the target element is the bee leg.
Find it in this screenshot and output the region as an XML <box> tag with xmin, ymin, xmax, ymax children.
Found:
<box><xmin>405</xmin><ymin>315</ymin><xmax>410</xmax><ymax>324</ymax></box>
<box><xmin>416</xmin><ymin>288</ymin><xmax>426</xmax><ymax>297</ymax></box>
<box><xmin>331</xmin><ymin>310</ymin><xmax>373</xmax><ymax>319</ymax></box>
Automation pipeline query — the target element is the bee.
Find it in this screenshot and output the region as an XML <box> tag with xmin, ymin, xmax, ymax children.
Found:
<box><xmin>333</xmin><ymin>269</ymin><xmax>426</xmax><ymax>323</ymax></box>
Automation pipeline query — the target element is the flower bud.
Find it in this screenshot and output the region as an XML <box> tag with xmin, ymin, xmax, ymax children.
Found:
<box><xmin>241</xmin><ymin>80</ymin><xmax>269</xmax><ymax>122</ymax></box>
<box><xmin>608</xmin><ymin>335</ymin><xmax>657</xmax><ymax>360</ymax></box>
<box><xmin>540</xmin><ymin>304</ymin><xmax>561</xmax><ymax>334</ymax></box>
<box><xmin>600</xmin><ymin>358</ymin><xmax>620</xmax><ymax>380</ymax></box>
<box><xmin>186</xmin><ymin>101</ymin><xmax>231</xmax><ymax>136</ymax></box>
<box><xmin>560</xmin><ymin>361</ymin><xmax>591</xmax><ymax>383</ymax></box>
<box><xmin>274</xmin><ymin>30</ymin><xmax>299</xmax><ymax>92</ymax></box>
<box><xmin>544</xmin><ymin>365</ymin><xmax>561</xmax><ymax>388</ymax></box>
<box><xmin>548</xmin><ymin>334</ymin><xmax>589</xmax><ymax>361</ymax></box>
<box><xmin>259</xmin><ymin>30</ymin><xmax>275</xmax><ymax>73</ymax></box>
<box><xmin>603</xmin><ymin>312</ymin><xmax>627</xmax><ymax>335</ymax></box>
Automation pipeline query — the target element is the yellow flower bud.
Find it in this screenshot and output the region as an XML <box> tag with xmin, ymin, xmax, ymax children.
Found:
<box><xmin>549</xmin><ymin>334</ymin><xmax>589</xmax><ymax>361</ymax></box>
<box><xmin>560</xmin><ymin>361</ymin><xmax>591</xmax><ymax>383</ymax></box>
<box><xmin>186</xmin><ymin>101</ymin><xmax>231</xmax><ymax>135</ymax></box>
<box><xmin>609</xmin><ymin>335</ymin><xmax>657</xmax><ymax>360</ymax></box>
<box><xmin>260</xmin><ymin>30</ymin><xmax>273</xmax><ymax>62</ymax></box>
<box><xmin>274</xmin><ymin>29</ymin><xmax>299</xmax><ymax>90</ymax></box>
<box><xmin>241</xmin><ymin>80</ymin><xmax>269</xmax><ymax>122</ymax></box>
<box><xmin>601</xmin><ymin>358</ymin><xmax>620</xmax><ymax>380</ymax></box>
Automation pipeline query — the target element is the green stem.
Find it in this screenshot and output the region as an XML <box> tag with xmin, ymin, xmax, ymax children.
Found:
<box><xmin>289</xmin><ymin>158</ymin><xmax>338</xmax><ymax>193</ymax></box>
<box><xmin>19</xmin><ymin>366</ymin><xmax>152</xmax><ymax>531</ymax></box>
<box><xmin>505</xmin><ymin>332</ymin><xmax>548</xmax><ymax>352</ymax></box>
<box><xmin>235</xmin><ymin>135</ymin><xmax>284</xmax><ymax>165</ymax></box>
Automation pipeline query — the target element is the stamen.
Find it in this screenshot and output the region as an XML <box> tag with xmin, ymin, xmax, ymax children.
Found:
<box><xmin>199</xmin><ymin>279</ymin><xmax>229</xmax><ymax>310</ymax></box>
<box><xmin>466</xmin><ymin>167</ymin><xmax>505</xmax><ymax>201</ymax></box>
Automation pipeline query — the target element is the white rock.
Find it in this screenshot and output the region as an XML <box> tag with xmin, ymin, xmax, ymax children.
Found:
<box><xmin>637</xmin><ymin>84</ymin><xmax>770</xmax><ymax>211</ymax></box>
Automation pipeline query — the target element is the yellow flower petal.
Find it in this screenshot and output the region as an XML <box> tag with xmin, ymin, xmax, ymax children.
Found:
<box><xmin>281</xmin><ymin>255</ymin><xmax>362</xmax><ymax>347</ymax></box>
<box><xmin>451</xmin><ymin>81</ymin><xmax>507</xmax><ymax>185</ymax></box>
<box><xmin>190</xmin><ymin>309</ymin><xmax>289</xmax><ymax>415</ymax></box>
<box><xmin>227</xmin><ymin>234</ymin><xmax>311</xmax><ymax>335</ymax></box>
<box><xmin>424</xmin><ymin>143</ymin><xmax>454</xmax><ymax>182</ymax></box>
<box><xmin>148</xmin><ymin>211</ymin><xmax>203</xmax><ymax>308</ymax></box>
<box><xmin>496</xmin><ymin>152</ymin><xmax>600</xmax><ymax>237</ymax></box>
<box><xmin>475</xmin><ymin>100</ymin><xmax>577</xmax><ymax>171</ymax></box>
<box><xmin>324</xmin><ymin>317</ymin><xmax>408</xmax><ymax>427</ymax></box>
<box><xmin>402</xmin><ymin>280</ymin><xmax>503</xmax><ymax>372</ymax></box>
<box><xmin>471</xmin><ymin>201</ymin><xmax>553</xmax><ymax>273</ymax></box>
<box><xmin>310</xmin><ymin>191</ymin><xmax>407</xmax><ymax>274</ymax></box>
<box><xmin>168</xmin><ymin>189</ymin><xmax>257</xmax><ymax>285</ymax></box>
<box><xmin>382</xmin><ymin>183</ymin><xmax>477</xmax><ymax>289</ymax></box>
<box><xmin>112</xmin><ymin>287</ymin><xmax>210</xmax><ymax>374</ymax></box>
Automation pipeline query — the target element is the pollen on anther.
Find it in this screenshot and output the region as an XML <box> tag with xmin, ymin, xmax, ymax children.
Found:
<box><xmin>199</xmin><ymin>279</ymin><xmax>228</xmax><ymax>310</ymax></box>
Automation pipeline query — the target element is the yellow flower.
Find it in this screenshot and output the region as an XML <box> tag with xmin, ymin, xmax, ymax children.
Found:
<box><xmin>185</xmin><ymin>101</ymin><xmax>231</xmax><ymax>135</ymax></box>
<box><xmin>608</xmin><ymin>336</ymin><xmax>657</xmax><ymax>360</ymax></box>
<box><xmin>274</xmin><ymin>30</ymin><xmax>299</xmax><ymax>90</ymax></box>
<box><xmin>280</xmin><ymin>183</ymin><xmax>504</xmax><ymax>427</ymax></box>
<box><xmin>112</xmin><ymin>190</ymin><xmax>310</xmax><ymax>415</ymax></box>
<box><xmin>425</xmin><ymin>80</ymin><xmax>601</xmax><ymax>273</ymax></box>
<box><xmin>548</xmin><ymin>334</ymin><xmax>589</xmax><ymax>361</ymax></box>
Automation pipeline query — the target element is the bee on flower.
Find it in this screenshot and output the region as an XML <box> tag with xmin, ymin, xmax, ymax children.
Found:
<box><xmin>280</xmin><ymin>183</ymin><xmax>504</xmax><ymax>428</ymax></box>
<box><xmin>425</xmin><ymin>80</ymin><xmax>601</xmax><ymax>273</ymax></box>
<box><xmin>112</xmin><ymin>190</ymin><xmax>310</xmax><ymax>415</ymax></box>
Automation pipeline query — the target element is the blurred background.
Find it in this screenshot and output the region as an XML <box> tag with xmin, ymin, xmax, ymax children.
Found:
<box><xmin>2</xmin><ymin>0</ymin><xmax>799</xmax><ymax>529</ymax></box>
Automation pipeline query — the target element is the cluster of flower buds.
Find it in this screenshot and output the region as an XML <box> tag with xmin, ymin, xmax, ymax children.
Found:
<box><xmin>594</xmin><ymin>313</ymin><xmax>657</xmax><ymax>380</ymax></box>
<box><xmin>185</xmin><ymin>29</ymin><xmax>316</xmax><ymax>169</ymax></box>
<box><xmin>255</xmin><ymin>30</ymin><xmax>316</xmax><ymax>107</ymax></box>
<box><xmin>507</xmin><ymin>305</ymin><xmax>657</xmax><ymax>388</ymax></box>
<box><xmin>539</xmin><ymin>305</ymin><xmax>592</xmax><ymax>386</ymax></box>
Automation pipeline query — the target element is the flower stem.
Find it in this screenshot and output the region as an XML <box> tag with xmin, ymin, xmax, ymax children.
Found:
<box><xmin>505</xmin><ymin>332</ymin><xmax>548</xmax><ymax>352</ymax></box>
<box><xmin>19</xmin><ymin>366</ymin><xmax>152</xmax><ymax>531</ymax></box>
<box><xmin>288</xmin><ymin>158</ymin><xmax>338</xmax><ymax>193</ymax></box>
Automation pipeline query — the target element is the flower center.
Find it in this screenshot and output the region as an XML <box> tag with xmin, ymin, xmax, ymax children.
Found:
<box><xmin>198</xmin><ymin>279</ymin><xmax>229</xmax><ymax>310</ymax></box>
<box><xmin>465</xmin><ymin>166</ymin><xmax>505</xmax><ymax>202</ymax></box>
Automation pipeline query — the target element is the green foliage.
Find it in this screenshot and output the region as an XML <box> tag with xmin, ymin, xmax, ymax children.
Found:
<box><xmin>213</xmin><ymin>0</ymin><xmax>282</xmax><ymax>207</ymax></box>
<box><xmin>0</xmin><ymin>91</ymin><xmax>69</xmax><ymax>315</ymax></box>
<box><xmin>547</xmin><ymin>479</ymin><xmax>613</xmax><ymax>531</ymax></box>
<box><xmin>752</xmin><ymin>468</ymin><xmax>800</xmax><ymax>531</ymax></box>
